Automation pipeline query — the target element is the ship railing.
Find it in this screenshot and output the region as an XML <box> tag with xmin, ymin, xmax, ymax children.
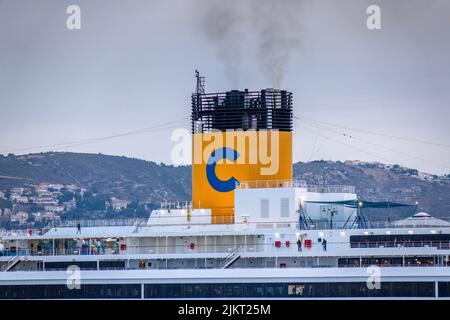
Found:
<box><xmin>59</xmin><ymin>218</ymin><xmax>144</xmax><ymax>228</ymax></box>
<box><xmin>0</xmin><ymin>248</ymin><xmax>120</xmax><ymax>257</ymax></box>
<box><xmin>306</xmin><ymin>185</ymin><xmax>356</xmax><ymax>194</ymax></box>
<box><xmin>4</xmin><ymin>239</ymin><xmax>450</xmax><ymax>258</ymax></box>
<box><xmin>237</xmin><ymin>179</ymin><xmax>307</xmax><ymax>189</ymax></box>
<box><xmin>236</xmin><ymin>180</ymin><xmax>356</xmax><ymax>194</ymax></box>
<box><xmin>0</xmin><ymin>228</ymin><xmax>46</xmax><ymax>237</ymax></box>
<box><xmin>4</xmin><ymin>263</ymin><xmax>450</xmax><ymax>272</ymax></box>
<box><xmin>2</xmin><ymin>217</ymin><xmax>447</xmax><ymax>238</ymax></box>
<box><xmin>353</xmin><ymin>220</ymin><xmax>450</xmax><ymax>230</ymax></box>
<box><xmin>350</xmin><ymin>240</ymin><xmax>450</xmax><ymax>250</ymax></box>
<box><xmin>0</xmin><ymin>219</ymin><xmax>144</xmax><ymax>237</ymax></box>
<box><xmin>138</xmin><ymin>217</ymin><xmax>450</xmax><ymax>231</ymax></box>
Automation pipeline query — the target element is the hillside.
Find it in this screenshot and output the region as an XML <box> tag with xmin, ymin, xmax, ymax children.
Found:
<box><xmin>0</xmin><ymin>152</ymin><xmax>449</xmax><ymax>219</ymax></box>
<box><xmin>294</xmin><ymin>161</ymin><xmax>449</xmax><ymax>218</ymax></box>
<box><xmin>0</xmin><ymin>153</ymin><xmax>191</xmax><ymax>204</ymax></box>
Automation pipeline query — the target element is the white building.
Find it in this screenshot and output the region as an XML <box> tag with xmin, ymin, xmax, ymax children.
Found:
<box><xmin>10</xmin><ymin>188</ymin><xmax>25</xmax><ymax>201</ymax></box>
<box><xmin>16</xmin><ymin>196</ymin><xmax>29</xmax><ymax>204</ymax></box>
<box><xmin>110</xmin><ymin>198</ymin><xmax>129</xmax><ymax>211</ymax></box>
<box><xmin>44</xmin><ymin>205</ymin><xmax>65</xmax><ymax>213</ymax></box>
<box><xmin>48</xmin><ymin>184</ymin><xmax>64</xmax><ymax>191</ymax></box>
<box><xmin>63</xmin><ymin>199</ymin><xmax>77</xmax><ymax>210</ymax></box>
<box><xmin>10</xmin><ymin>211</ymin><xmax>29</xmax><ymax>224</ymax></box>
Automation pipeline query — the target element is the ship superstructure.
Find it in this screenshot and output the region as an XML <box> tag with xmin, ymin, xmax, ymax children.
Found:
<box><xmin>0</xmin><ymin>74</ymin><xmax>450</xmax><ymax>299</ymax></box>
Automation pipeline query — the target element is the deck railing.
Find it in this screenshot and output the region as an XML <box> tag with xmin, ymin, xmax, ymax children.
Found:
<box><xmin>1</xmin><ymin>216</ymin><xmax>450</xmax><ymax>239</ymax></box>
<box><xmin>235</xmin><ymin>179</ymin><xmax>355</xmax><ymax>194</ymax></box>
<box><xmin>2</xmin><ymin>239</ymin><xmax>450</xmax><ymax>258</ymax></box>
<box><xmin>60</xmin><ymin>218</ymin><xmax>144</xmax><ymax>228</ymax></box>
<box><xmin>237</xmin><ymin>179</ymin><xmax>307</xmax><ymax>189</ymax></box>
<box><xmin>307</xmin><ymin>185</ymin><xmax>356</xmax><ymax>194</ymax></box>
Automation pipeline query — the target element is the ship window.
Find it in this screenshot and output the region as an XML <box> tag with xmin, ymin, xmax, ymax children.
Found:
<box><xmin>145</xmin><ymin>284</ymin><xmax>164</xmax><ymax>298</ymax></box>
<box><xmin>392</xmin><ymin>282</ymin><xmax>414</xmax><ymax>297</ymax></box>
<box><xmin>244</xmin><ymin>283</ymin><xmax>265</xmax><ymax>297</ymax></box>
<box><xmin>185</xmin><ymin>283</ymin><xmax>204</xmax><ymax>297</ymax></box>
<box><xmin>224</xmin><ymin>283</ymin><xmax>243</xmax><ymax>297</ymax></box>
<box><xmin>371</xmin><ymin>282</ymin><xmax>392</xmax><ymax>297</ymax></box>
<box><xmin>350</xmin><ymin>282</ymin><xmax>369</xmax><ymax>297</ymax></box>
<box><xmin>288</xmin><ymin>284</ymin><xmax>305</xmax><ymax>296</ymax></box>
<box><xmin>329</xmin><ymin>283</ymin><xmax>349</xmax><ymax>297</ymax></box>
<box><xmin>165</xmin><ymin>284</ymin><xmax>184</xmax><ymax>298</ymax></box>
<box><xmin>438</xmin><ymin>282</ymin><xmax>450</xmax><ymax>297</ymax></box>
<box><xmin>0</xmin><ymin>281</ymin><xmax>439</xmax><ymax>299</ymax></box>
<box><xmin>265</xmin><ymin>283</ymin><xmax>285</xmax><ymax>297</ymax></box>
<box><xmin>350</xmin><ymin>234</ymin><xmax>450</xmax><ymax>248</ymax></box>
<box><xmin>260</xmin><ymin>199</ymin><xmax>269</xmax><ymax>218</ymax></box>
<box><xmin>206</xmin><ymin>284</ymin><xmax>223</xmax><ymax>297</ymax></box>
<box><xmin>99</xmin><ymin>260</ymin><xmax>125</xmax><ymax>270</ymax></box>
<box><xmin>416</xmin><ymin>282</ymin><xmax>435</xmax><ymax>297</ymax></box>
<box><xmin>280</xmin><ymin>198</ymin><xmax>289</xmax><ymax>217</ymax></box>
<box><xmin>305</xmin><ymin>283</ymin><xmax>326</xmax><ymax>297</ymax></box>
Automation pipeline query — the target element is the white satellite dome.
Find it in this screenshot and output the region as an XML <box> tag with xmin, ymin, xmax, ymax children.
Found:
<box><xmin>412</xmin><ymin>212</ymin><xmax>431</xmax><ymax>218</ymax></box>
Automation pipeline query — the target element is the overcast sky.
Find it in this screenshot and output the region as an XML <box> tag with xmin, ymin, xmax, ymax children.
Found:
<box><xmin>0</xmin><ymin>0</ymin><xmax>449</xmax><ymax>174</ymax></box>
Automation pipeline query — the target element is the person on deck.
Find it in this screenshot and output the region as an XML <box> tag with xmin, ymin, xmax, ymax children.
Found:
<box><xmin>322</xmin><ymin>239</ymin><xmax>327</xmax><ymax>251</ymax></box>
<box><xmin>76</xmin><ymin>223</ymin><xmax>81</xmax><ymax>235</ymax></box>
<box><xmin>297</xmin><ymin>237</ymin><xmax>302</xmax><ymax>252</ymax></box>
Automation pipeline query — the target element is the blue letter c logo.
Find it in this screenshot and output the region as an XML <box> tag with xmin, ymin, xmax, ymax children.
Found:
<box><xmin>206</xmin><ymin>147</ymin><xmax>240</xmax><ymax>192</ymax></box>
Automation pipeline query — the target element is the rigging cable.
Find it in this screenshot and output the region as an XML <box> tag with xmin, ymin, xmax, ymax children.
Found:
<box><xmin>0</xmin><ymin>118</ymin><xmax>189</xmax><ymax>154</ymax></box>
<box><xmin>295</xmin><ymin>115</ymin><xmax>450</xmax><ymax>148</ymax></box>
<box><xmin>300</xmin><ymin>121</ymin><xmax>450</xmax><ymax>171</ymax></box>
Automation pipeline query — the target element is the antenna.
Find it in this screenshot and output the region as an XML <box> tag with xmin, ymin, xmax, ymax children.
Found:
<box><xmin>195</xmin><ymin>70</ymin><xmax>205</xmax><ymax>95</ymax></box>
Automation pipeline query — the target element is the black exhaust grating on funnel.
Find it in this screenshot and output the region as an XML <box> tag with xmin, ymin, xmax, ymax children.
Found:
<box><xmin>191</xmin><ymin>89</ymin><xmax>293</xmax><ymax>134</ymax></box>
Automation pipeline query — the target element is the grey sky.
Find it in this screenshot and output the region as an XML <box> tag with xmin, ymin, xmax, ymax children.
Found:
<box><xmin>0</xmin><ymin>0</ymin><xmax>449</xmax><ymax>174</ymax></box>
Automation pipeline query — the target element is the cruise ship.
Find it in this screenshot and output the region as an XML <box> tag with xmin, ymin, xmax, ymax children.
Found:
<box><xmin>1</xmin><ymin>74</ymin><xmax>449</xmax><ymax>300</ymax></box>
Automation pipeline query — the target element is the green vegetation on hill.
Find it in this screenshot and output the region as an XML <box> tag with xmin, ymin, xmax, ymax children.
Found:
<box><xmin>0</xmin><ymin>152</ymin><xmax>448</xmax><ymax>220</ymax></box>
<box><xmin>0</xmin><ymin>152</ymin><xmax>191</xmax><ymax>204</ymax></box>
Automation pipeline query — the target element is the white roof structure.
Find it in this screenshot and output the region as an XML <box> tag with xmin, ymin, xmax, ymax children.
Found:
<box><xmin>393</xmin><ymin>212</ymin><xmax>450</xmax><ymax>228</ymax></box>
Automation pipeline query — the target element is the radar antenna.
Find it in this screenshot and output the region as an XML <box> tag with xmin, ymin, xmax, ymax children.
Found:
<box><xmin>195</xmin><ymin>70</ymin><xmax>205</xmax><ymax>95</ymax></box>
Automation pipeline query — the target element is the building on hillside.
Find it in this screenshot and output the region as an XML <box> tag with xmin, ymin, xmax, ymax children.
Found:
<box><xmin>344</xmin><ymin>160</ymin><xmax>362</xmax><ymax>165</ymax></box>
<box><xmin>63</xmin><ymin>199</ymin><xmax>77</xmax><ymax>210</ymax></box>
<box><xmin>48</xmin><ymin>184</ymin><xmax>64</xmax><ymax>191</ymax></box>
<box><xmin>34</xmin><ymin>212</ymin><xmax>60</xmax><ymax>222</ymax></box>
<box><xmin>16</xmin><ymin>196</ymin><xmax>29</xmax><ymax>204</ymax></box>
<box><xmin>44</xmin><ymin>205</ymin><xmax>65</xmax><ymax>214</ymax></box>
<box><xmin>10</xmin><ymin>188</ymin><xmax>25</xmax><ymax>201</ymax></box>
<box><xmin>36</xmin><ymin>183</ymin><xmax>49</xmax><ymax>193</ymax></box>
<box><xmin>34</xmin><ymin>195</ymin><xmax>58</xmax><ymax>206</ymax></box>
<box><xmin>31</xmin><ymin>211</ymin><xmax>43</xmax><ymax>219</ymax></box>
<box><xmin>64</xmin><ymin>184</ymin><xmax>80</xmax><ymax>192</ymax></box>
<box><xmin>10</xmin><ymin>211</ymin><xmax>29</xmax><ymax>225</ymax></box>
<box><xmin>110</xmin><ymin>198</ymin><xmax>130</xmax><ymax>211</ymax></box>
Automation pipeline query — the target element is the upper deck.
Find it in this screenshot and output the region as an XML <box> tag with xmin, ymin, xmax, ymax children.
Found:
<box><xmin>1</xmin><ymin>182</ymin><xmax>448</xmax><ymax>270</ymax></box>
